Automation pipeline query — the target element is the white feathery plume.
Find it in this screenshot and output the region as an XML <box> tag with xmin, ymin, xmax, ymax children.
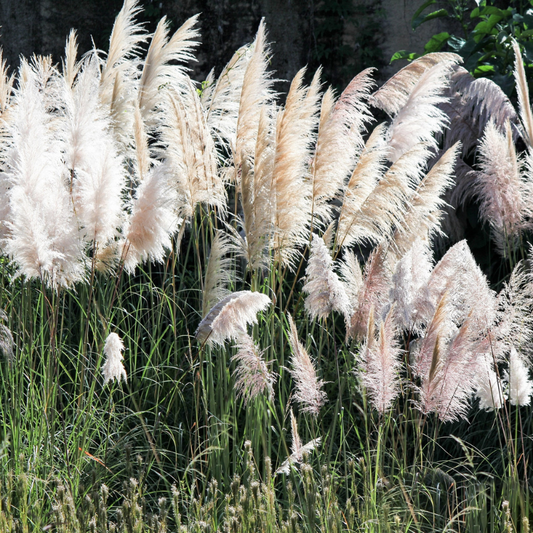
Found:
<box><xmin>287</xmin><ymin>313</ymin><xmax>327</xmax><ymax>416</ymax></box>
<box><xmin>358</xmin><ymin>306</ymin><xmax>402</xmax><ymax>413</ymax></box>
<box><xmin>272</xmin><ymin>68</ymin><xmax>322</xmax><ymax>267</ymax></box>
<box><xmin>338</xmin><ymin>143</ymin><xmax>426</xmax><ymax>249</ymax></box>
<box><xmin>236</xmin><ymin>105</ymin><xmax>277</xmax><ymax>271</ymax></box>
<box><xmin>310</xmin><ymin>69</ymin><xmax>374</xmax><ymax>224</ymax></box>
<box><xmin>100</xmin><ymin>0</ymin><xmax>145</xmax><ymax>105</ymax></box>
<box><xmin>476</xmin><ymin>355</ymin><xmax>504</xmax><ymax>411</ymax></box>
<box><xmin>138</xmin><ymin>14</ymin><xmax>200</xmax><ymax>122</ymax></box>
<box><xmin>335</xmin><ymin>123</ymin><xmax>389</xmax><ymax>248</ymax></box>
<box><xmin>302</xmin><ymin>234</ymin><xmax>350</xmax><ymax>320</ymax></box>
<box><xmin>338</xmin><ymin>249</ymin><xmax>363</xmax><ymax>307</ymax></box>
<box><xmin>512</xmin><ymin>39</ymin><xmax>533</xmax><ymax>149</ymax></box>
<box><xmin>201</xmin><ymin>230</ymin><xmax>235</xmax><ymax>318</ymax></box>
<box><xmin>275</xmin><ymin>409</ymin><xmax>321</xmax><ymax>475</ymax></box>
<box><xmin>426</xmin><ymin>240</ymin><xmax>497</xmax><ymax>334</ymax></box>
<box><xmin>504</xmin><ymin>347</ymin><xmax>533</xmax><ymax>407</ymax></box>
<box><xmin>386</xmin><ymin>61</ymin><xmax>455</xmax><ymax>163</ymax></box>
<box><xmin>371</xmin><ymin>52</ymin><xmax>462</xmax><ymax>116</ymax></box>
<box><xmin>195</xmin><ymin>291</ymin><xmax>271</xmax><ymax>346</ymax></box>
<box><xmin>390</xmin><ymin>238</ymin><xmax>433</xmax><ymax>334</ymax></box>
<box><xmin>386</xmin><ymin>142</ymin><xmax>459</xmax><ymax>264</ymax></box>
<box><xmin>133</xmin><ymin>100</ymin><xmax>150</xmax><ymax>181</ymax></box>
<box><xmin>202</xmin><ymin>43</ymin><xmax>253</xmax><ymax>152</ymax></box>
<box><xmin>493</xmin><ymin>261</ymin><xmax>533</xmax><ymax>362</ymax></box>
<box><xmin>122</xmin><ymin>163</ymin><xmax>179</xmax><ymax>274</ymax></box>
<box><xmin>0</xmin><ymin>48</ymin><xmax>14</xmax><ymax>116</ymax></box>
<box><xmin>3</xmin><ymin>66</ymin><xmax>84</xmax><ymax>288</ymax></box>
<box><xmin>60</xmin><ymin>56</ymin><xmax>126</xmax><ymax>247</ymax></box>
<box><xmin>102</xmin><ymin>332</ymin><xmax>127</xmax><ymax>385</ymax></box>
<box><xmin>234</xmin><ymin>19</ymin><xmax>276</xmax><ymax>179</ymax></box>
<box><xmin>163</xmin><ymin>84</ymin><xmax>226</xmax><ymax>221</ymax></box>
<box><xmin>474</xmin><ymin>120</ymin><xmax>531</xmax><ymax>256</ymax></box>
<box><xmin>347</xmin><ymin>248</ymin><xmax>392</xmax><ymax>340</ymax></box>
<box><xmin>232</xmin><ymin>333</ymin><xmax>276</xmax><ymax>404</ymax></box>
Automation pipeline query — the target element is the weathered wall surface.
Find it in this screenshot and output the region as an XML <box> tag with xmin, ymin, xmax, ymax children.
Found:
<box><xmin>0</xmin><ymin>0</ymin><xmax>449</xmax><ymax>91</ymax></box>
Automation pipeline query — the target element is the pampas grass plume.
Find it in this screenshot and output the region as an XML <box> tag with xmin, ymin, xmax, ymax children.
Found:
<box><xmin>196</xmin><ymin>291</ymin><xmax>271</xmax><ymax>346</ymax></box>
<box><xmin>102</xmin><ymin>332</ymin><xmax>127</xmax><ymax>385</ymax></box>
<box><xmin>287</xmin><ymin>313</ymin><xmax>327</xmax><ymax>416</ymax></box>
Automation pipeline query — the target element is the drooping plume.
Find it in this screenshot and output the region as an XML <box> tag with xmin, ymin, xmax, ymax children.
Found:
<box><xmin>195</xmin><ymin>291</ymin><xmax>271</xmax><ymax>346</ymax></box>
<box><xmin>302</xmin><ymin>234</ymin><xmax>350</xmax><ymax>320</ymax></box>
<box><xmin>232</xmin><ymin>333</ymin><xmax>276</xmax><ymax>404</ymax></box>
<box><xmin>385</xmin><ymin>61</ymin><xmax>457</xmax><ymax>163</ymax></box>
<box><xmin>371</xmin><ymin>52</ymin><xmax>462</xmax><ymax>116</ymax></box>
<box><xmin>287</xmin><ymin>313</ymin><xmax>327</xmax><ymax>416</ymax></box>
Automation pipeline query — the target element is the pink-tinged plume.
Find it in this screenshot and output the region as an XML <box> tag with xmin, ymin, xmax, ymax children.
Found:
<box><xmin>287</xmin><ymin>313</ymin><xmax>327</xmax><ymax>416</ymax></box>
<box><xmin>358</xmin><ymin>306</ymin><xmax>402</xmax><ymax>413</ymax></box>
<box><xmin>232</xmin><ymin>333</ymin><xmax>276</xmax><ymax>404</ymax></box>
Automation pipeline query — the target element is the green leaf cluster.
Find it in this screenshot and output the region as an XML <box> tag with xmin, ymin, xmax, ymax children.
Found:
<box><xmin>393</xmin><ymin>0</ymin><xmax>533</xmax><ymax>96</ymax></box>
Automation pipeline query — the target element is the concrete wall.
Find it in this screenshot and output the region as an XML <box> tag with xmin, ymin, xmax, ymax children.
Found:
<box><xmin>0</xmin><ymin>0</ymin><xmax>451</xmax><ymax>91</ymax></box>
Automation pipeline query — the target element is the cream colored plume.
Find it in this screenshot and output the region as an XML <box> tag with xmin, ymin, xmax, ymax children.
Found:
<box><xmin>512</xmin><ymin>39</ymin><xmax>533</xmax><ymax>149</ymax></box>
<box><xmin>163</xmin><ymin>84</ymin><xmax>226</xmax><ymax>220</ymax></box>
<box><xmin>201</xmin><ymin>231</ymin><xmax>235</xmax><ymax>318</ymax></box>
<box><xmin>287</xmin><ymin>313</ymin><xmax>327</xmax><ymax>416</ymax></box>
<box><xmin>232</xmin><ymin>333</ymin><xmax>276</xmax><ymax>404</ymax></box>
<box><xmin>371</xmin><ymin>52</ymin><xmax>462</xmax><ymax>116</ymax></box>
<box><xmin>386</xmin><ymin>142</ymin><xmax>459</xmax><ymax>264</ymax></box>
<box><xmin>272</xmin><ymin>68</ymin><xmax>322</xmax><ymax>266</ymax></box>
<box><xmin>195</xmin><ymin>291</ymin><xmax>271</xmax><ymax>346</ymax></box>
<box><xmin>310</xmin><ymin>69</ymin><xmax>374</xmax><ymax>225</ymax></box>
<box><xmin>336</xmin><ymin>123</ymin><xmax>389</xmax><ymax>248</ymax></box>
<box><xmin>234</xmin><ymin>19</ymin><xmax>276</xmax><ymax>180</ymax></box>
<box><xmin>0</xmin><ymin>49</ymin><xmax>14</xmax><ymax>116</ymax></box>
<box><xmin>138</xmin><ymin>14</ymin><xmax>200</xmax><ymax>121</ymax></box>
<box><xmin>302</xmin><ymin>234</ymin><xmax>350</xmax><ymax>320</ymax></box>
<box><xmin>337</xmin><ymin>142</ymin><xmax>425</xmax><ymax>249</ymax></box>
<box><xmin>235</xmin><ymin>105</ymin><xmax>276</xmax><ymax>271</ymax></box>
<box><xmin>386</xmin><ymin>61</ymin><xmax>455</xmax><ymax>163</ymax></box>
<box><xmin>122</xmin><ymin>163</ymin><xmax>178</xmax><ymax>274</ymax></box>
<box><xmin>202</xmin><ymin>43</ymin><xmax>253</xmax><ymax>152</ymax></box>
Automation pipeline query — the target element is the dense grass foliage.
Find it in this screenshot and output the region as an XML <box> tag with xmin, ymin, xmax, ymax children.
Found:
<box><xmin>1</xmin><ymin>1</ymin><xmax>533</xmax><ymax>531</ymax></box>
